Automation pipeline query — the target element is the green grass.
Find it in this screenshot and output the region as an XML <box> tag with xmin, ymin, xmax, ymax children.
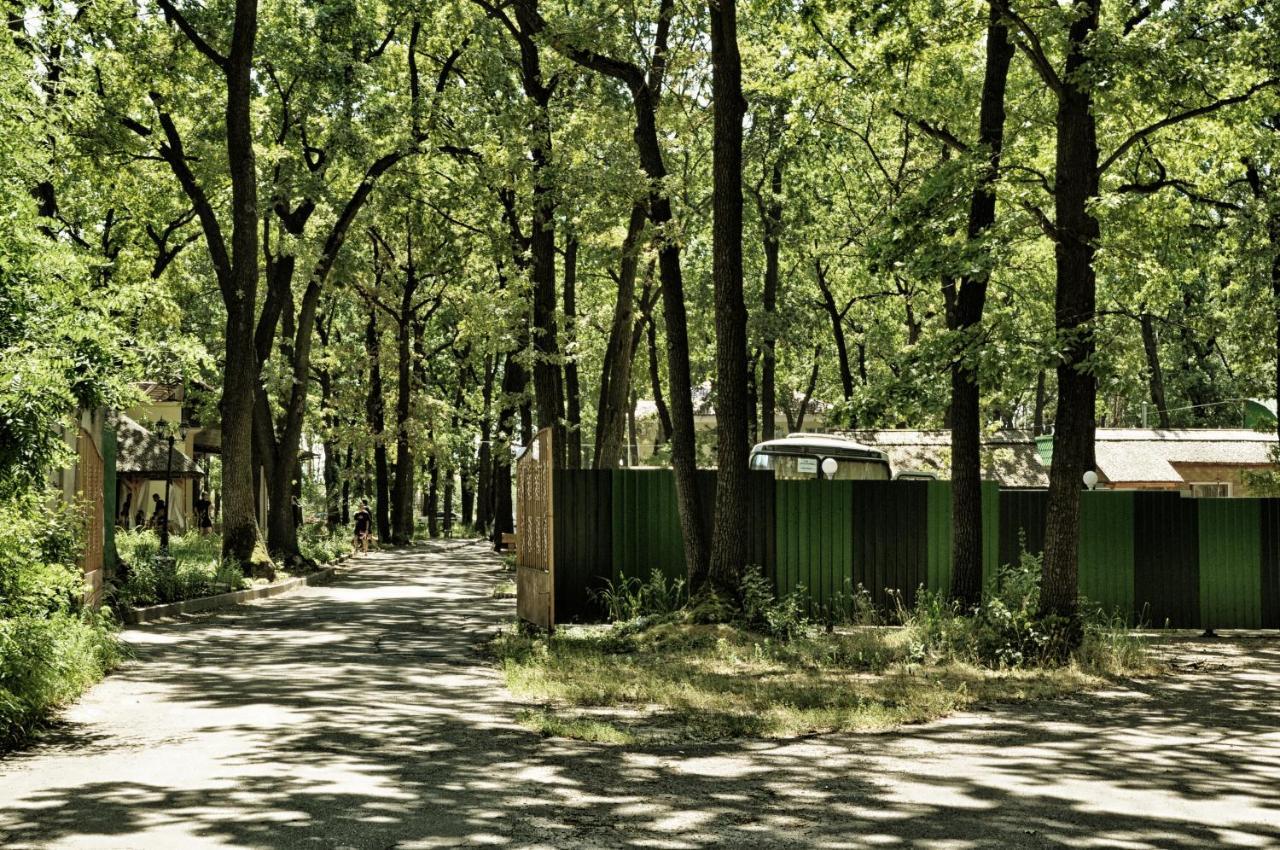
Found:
<box><xmin>492</xmin><ymin>580</ymin><xmax>517</xmax><ymax>599</ymax></box>
<box><xmin>490</xmin><ymin>617</ymin><xmax>1161</xmax><ymax>745</ymax></box>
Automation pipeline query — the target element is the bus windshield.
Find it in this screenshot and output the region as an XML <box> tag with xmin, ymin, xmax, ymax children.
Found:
<box><xmin>749</xmin><ymin>451</ymin><xmax>890</xmax><ymax>481</ymax></box>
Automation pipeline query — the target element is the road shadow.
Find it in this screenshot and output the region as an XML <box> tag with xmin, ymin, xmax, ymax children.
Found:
<box><xmin>1</xmin><ymin>540</ymin><xmax>1277</xmax><ymax>848</ymax></box>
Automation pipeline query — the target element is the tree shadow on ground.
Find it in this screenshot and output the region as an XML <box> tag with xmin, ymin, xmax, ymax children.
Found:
<box><xmin>1</xmin><ymin>540</ymin><xmax>1277</xmax><ymax>848</ymax></box>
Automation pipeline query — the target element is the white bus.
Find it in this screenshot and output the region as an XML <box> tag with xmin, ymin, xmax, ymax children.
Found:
<box><xmin>748</xmin><ymin>434</ymin><xmax>893</xmax><ymax>481</ymax></box>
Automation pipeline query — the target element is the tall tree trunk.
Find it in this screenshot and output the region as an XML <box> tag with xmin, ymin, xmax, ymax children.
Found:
<box><xmin>1040</xmin><ymin>2</ymin><xmax>1101</xmax><ymax>626</ymax></box>
<box><xmin>342</xmin><ymin>445</ymin><xmax>352</xmax><ymax>524</ymax></box>
<box><xmin>535</xmin><ymin>0</ymin><xmax>706</xmax><ymax>579</ymax></box>
<box><xmin>627</xmin><ymin>389</ymin><xmax>639</xmax><ymax>466</ymax></box>
<box><xmin>646</xmin><ymin>311</ymin><xmax>674</xmax><ymax>448</ymax></box>
<box><xmin>563</xmin><ymin>236</ymin><xmax>582</xmax><ymax>468</ymax></box>
<box><xmin>365</xmin><ymin>310</ymin><xmax>391</xmax><ymax>542</ymax></box>
<box><xmin>794</xmin><ymin>345</ymin><xmax>821</xmax><ymax>433</ymax></box>
<box><xmin>1246</xmin><ymin>152</ymin><xmax>1280</xmax><ymax>443</ymax></box>
<box><xmin>510</xmin><ymin>0</ymin><xmax>566</xmax><ymax>467</ymax></box>
<box><xmin>491</xmin><ymin>354</ymin><xmax>523</xmax><ymax>549</ymax></box>
<box><xmin>390</xmin><ymin>258</ymin><xmax>420</xmax><ymax>544</ymax></box>
<box><xmin>815</xmin><ymin>260</ymin><xmax>856</xmax><ymax>427</ymax></box>
<box><xmin>476</xmin><ymin>354</ymin><xmax>496</xmax><ymax>533</ymax></box>
<box><xmin>219</xmin><ymin>0</ymin><xmax>264</xmax><ymax>566</ymax></box>
<box><xmin>427</xmin><ymin>451</ymin><xmax>440</xmax><ymax>538</ymax></box>
<box><xmin>1033</xmin><ymin>370</ymin><xmax>1048</xmax><ymax>436</ymax></box>
<box><xmin>1139</xmin><ymin>311</ymin><xmax>1171</xmax><ymax>428</ymax></box>
<box><xmin>640</xmin><ymin>125</ymin><xmax>707</xmax><ymax>581</ymax></box>
<box><xmin>443</xmin><ymin>460</ymin><xmax>455</xmax><ymax>538</ymax></box>
<box><xmin>460</xmin><ymin>460</ymin><xmax>474</xmax><ymax>530</ymax></box>
<box><xmin>316</xmin><ymin>326</ymin><xmax>342</xmax><ymax>531</ymax></box>
<box><xmin>707</xmin><ymin>0</ymin><xmax>750</xmax><ymax>590</ymax></box>
<box><xmin>760</xmin><ymin>158</ymin><xmax>783</xmax><ymax>442</ymax></box>
<box><xmin>322</xmin><ymin>440</ymin><xmax>341</xmax><ymax>530</ymax></box>
<box><xmin>947</xmin><ymin>2</ymin><xmax>1013</xmax><ymax>608</ymax></box>
<box><xmin>1269</xmin><ymin>194</ymin><xmax>1280</xmax><ymax>446</ymax></box>
<box><xmin>594</xmin><ymin>203</ymin><xmax>648</xmax><ymax>468</ymax></box>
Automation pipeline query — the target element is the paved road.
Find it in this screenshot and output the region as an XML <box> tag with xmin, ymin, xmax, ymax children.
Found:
<box><xmin>2</xmin><ymin>541</ymin><xmax>1278</xmax><ymax>848</ymax></box>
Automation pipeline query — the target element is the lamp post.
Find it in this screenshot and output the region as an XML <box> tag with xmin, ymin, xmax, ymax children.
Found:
<box><xmin>158</xmin><ymin>418</ymin><xmax>174</xmax><ymax>553</ymax></box>
<box><xmin>154</xmin><ymin>418</ymin><xmax>186</xmax><ymax>567</ymax></box>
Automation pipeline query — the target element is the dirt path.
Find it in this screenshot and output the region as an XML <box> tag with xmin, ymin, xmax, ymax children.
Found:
<box><xmin>2</xmin><ymin>541</ymin><xmax>1278</xmax><ymax>849</ymax></box>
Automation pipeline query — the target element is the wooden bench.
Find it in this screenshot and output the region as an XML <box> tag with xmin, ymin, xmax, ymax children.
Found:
<box><xmin>500</xmin><ymin>532</ymin><xmax>518</xmax><ymax>552</ymax></box>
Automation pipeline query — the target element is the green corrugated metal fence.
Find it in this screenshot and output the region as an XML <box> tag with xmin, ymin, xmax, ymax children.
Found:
<box><xmin>549</xmin><ymin>471</ymin><xmax>1280</xmax><ymax>629</ymax></box>
<box><xmin>1198</xmin><ymin>499</ymin><xmax>1262</xmax><ymax>630</ymax></box>
<box><xmin>611</xmin><ymin>469</ymin><xmax>685</xmax><ymax>583</ymax></box>
<box><xmin>1077</xmin><ymin>491</ymin><xmax>1134</xmax><ymax>622</ymax></box>
<box><xmin>775</xmin><ymin>480</ymin><xmax>853</xmax><ymax>614</ymax></box>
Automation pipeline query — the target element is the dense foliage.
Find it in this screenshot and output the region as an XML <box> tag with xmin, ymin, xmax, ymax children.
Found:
<box><xmin>1</xmin><ymin>0</ymin><xmax>1277</xmax><ymax>656</ymax></box>
<box><xmin>0</xmin><ymin>498</ymin><xmax>119</xmax><ymax>750</ymax></box>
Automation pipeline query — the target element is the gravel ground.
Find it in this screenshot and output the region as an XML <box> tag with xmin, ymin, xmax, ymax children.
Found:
<box><xmin>1</xmin><ymin>541</ymin><xmax>1277</xmax><ymax>849</ymax></box>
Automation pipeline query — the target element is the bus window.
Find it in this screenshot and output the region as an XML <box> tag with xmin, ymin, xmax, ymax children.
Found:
<box><xmin>748</xmin><ymin>452</ymin><xmax>889</xmax><ymax>480</ymax></box>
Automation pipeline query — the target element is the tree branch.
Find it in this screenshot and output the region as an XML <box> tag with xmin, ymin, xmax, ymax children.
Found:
<box><xmin>156</xmin><ymin>0</ymin><xmax>229</xmax><ymax>70</ymax></box>
<box><xmin>1100</xmin><ymin>78</ymin><xmax>1280</xmax><ymax>175</ymax></box>
<box><xmin>994</xmin><ymin>1</ymin><xmax>1061</xmax><ymax>93</ymax></box>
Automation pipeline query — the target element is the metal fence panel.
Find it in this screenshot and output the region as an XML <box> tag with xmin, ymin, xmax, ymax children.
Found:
<box><xmin>851</xmin><ymin>481</ymin><xmax>929</xmax><ymax>611</ymax></box>
<box><xmin>774</xmin><ymin>480</ymin><xmax>853</xmax><ymax>615</ymax></box>
<box><xmin>926</xmin><ymin>480</ymin><xmax>953</xmax><ymax>594</ymax></box>
<box><xmin>1078</xmin><ymin>491</ymin><xmax>1135</xmax><ymax>622</ymax></box>
<box><xmin>553</xmin><ymin>469</ymin><xmax>613</xmax><ymax>622</ymax></box>
<box><xmin>611</xmin><ymin>469</ymin><xmax>684</xmax><ymax>583</ymax></box>
<box><xmin>999</xmin><ymin>490</ymin><xmax>1049</xmax><ymax>568</ymax></box>
<box><xmin>1198</xmin><ymin>499</ymin><xmax>1262</xmax><ymax>630</ymax></box>
<box><xmin>1133</xmin><ymin>492</ymin><xmax>1200</xmax><ymax>628</ymax></box>
<box><xmin>1262</xmin><ymin>500</ymin><xmax>1280</xmax><ymax>629</ymax></box>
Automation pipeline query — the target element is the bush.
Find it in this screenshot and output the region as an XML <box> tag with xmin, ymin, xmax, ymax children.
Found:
<box><xmin>593</xmin><ymin>570</ymin><xmax>687</xmax><ymax>622</ymax></box>
<box><xmin>735</xmin><ymin>565</ymin><xmax>805</xmax><ymax>641</ymax></box>
<box><xmin>903</xmin><ymin>547</ymin><xmax>1150</xmax><ymax>672</ymax></box>
<box><xmin>0</xmin><ymin>494</ymin><xmax>119</xmax><ymax>750</ymax></box>
<box><xmin>114</xmin><ymin>529</ymin><xmax>245</xmax><ymax>607</ymax></box>
<box><xmin>298</xmin><ymin>523</ymin><xmax>348</xmax><ymax>565</ymax></box>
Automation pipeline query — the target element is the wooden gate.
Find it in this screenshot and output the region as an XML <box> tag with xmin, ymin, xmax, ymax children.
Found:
<box><xmin>516</xmin><ymin>428</ymin><xmax>554</xmax><ymax>630</ymax></box>
<box><xmin>75</xmin><ymin>411</ymin><xmax>106</xmax><ymax>608</ymax></box>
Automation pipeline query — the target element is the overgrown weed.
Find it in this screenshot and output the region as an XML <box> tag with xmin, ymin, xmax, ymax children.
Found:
<box><xmin>494</xmin><ymin>552</ymin><xmax>1160</xmax><ymax>744</ymax></box>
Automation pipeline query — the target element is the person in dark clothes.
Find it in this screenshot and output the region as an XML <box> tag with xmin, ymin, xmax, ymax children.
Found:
<box><xmin>353</xmin><ymin>500</ymin><xmax>373</xmax><ymax>554</ymax></box>
<box><xmin>151</xmin><ymin>493</ymin><xmax>167</xmax><ymax>535</ymax></box>
<box><xmin>194</xmin><ymin>492</ymin><xmax>213</xmax><ymax>536</ymax></box>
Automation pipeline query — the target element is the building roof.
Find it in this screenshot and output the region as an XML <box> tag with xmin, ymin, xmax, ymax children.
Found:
<box><xmin>1093</xmin><ymin>428</ymin><xmax>1277</xmax><ymax>483</ymax></box>
<box><xmin>115</xmin><ymin>414</ymin><xmax>203</xmax><ymax>478</ymax></box>
<box><xmin>840</xmin><ymin>429</ymin><xmax>1050</xmax><ymax>488</ymax></box>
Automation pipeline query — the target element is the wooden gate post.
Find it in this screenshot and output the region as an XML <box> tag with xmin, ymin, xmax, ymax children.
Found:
<box><xmin>516</xmin><ymin>428</ymin><xmax>555</xmax><ymax>630</ymax></box>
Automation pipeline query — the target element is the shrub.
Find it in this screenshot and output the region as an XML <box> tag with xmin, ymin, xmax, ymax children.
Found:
<box><xmin>903</xmin><ymin>547</ymin><xmax>1152</xmax><ymax>672</ymax></box>
<box><xmin>593</xmin><ymin>570</ymin><xmax>687</xmax><ymax>622</ymax></box>
<box><xmin>735</xmin><ymin>565</ymin><xmax>805</xmax><ymax>640</ymax></box>
<box><xmin>298</xmin><ymin>523</ymin><xmax>348</xmax><ymax>565</ymax></box>
<box><xmin>0</xmin><ymin>494</ymin><xmax>119</xmax><ymax>750</ymax></box>
<box><xmin>114</xmin><ymin>529</ymin><xmax>245</xmax><ymax>607</ymax></box>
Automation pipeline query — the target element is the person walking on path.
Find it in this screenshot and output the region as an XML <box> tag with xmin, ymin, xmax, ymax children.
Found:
<box><xmin>353</xmin><ymin>500</ymin><xmax>373</xmax><ymax>554</ymax></box>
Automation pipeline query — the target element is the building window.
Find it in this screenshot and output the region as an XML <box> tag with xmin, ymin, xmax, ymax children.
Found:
<box><xmin>1189</xmin><ymin>482</ymin><xmax>1231</xmax><ymax>498</ymax></box>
